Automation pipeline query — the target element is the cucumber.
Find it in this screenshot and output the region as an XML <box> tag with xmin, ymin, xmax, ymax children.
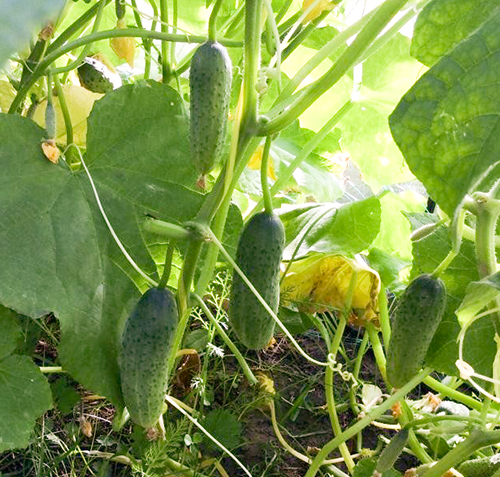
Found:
<box><xmin>375</xmin><ymin>429</ymin><xmax>409</xmax><ymax>473</ymax></box>
<box><xmin>386</xmin><ymin>274</ymin><xmax>447</xmax><ymax>388</ymax></box>
<box><xmin>458</xmin><ymin>456</ymin><xmax>500</xmax><ymax>477</ymax></box>
<box><xmin>228</xmin><ymin>212</ymin><xmax>285</xmax><ymax>350</ymax></box>
<box><xmin>77</xmin><ymin>57</ymin><xmax>122</xmax><ymax>94</ymax></box>
<box><xmin>189</xmin><ymin>41</ymin><xmax>232</xmax><ymax>177</ymax></box>
<box><xmin>119</xmin><ymin>287</ymin><xmax>178</xmax><ymax>428</ymax></box>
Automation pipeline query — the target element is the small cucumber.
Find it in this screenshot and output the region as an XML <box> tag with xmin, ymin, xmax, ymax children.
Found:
<box><xmin>375</xmin><ymin>429</ymin><xmax>409</xmax><ymax>473</ymax></box>
<box><xmin>229</xmin><ymin>212</ymin><xmax>285</xmax><ymax>350</ymax></box>
<box><xmin>189</xmin><ymin>41</ymin><xmax>232</xmax><ymax>176</ymax></box>
<box><xmin>458</xmin><ymin>456</ymin><xmax>500</xmax><ymax>477</ymax></box>
<box><xmin>386</xmin><ymin>274</ymin><xmax>446</xmax><ymax>388</ymax></box>
<box><xmin>119</xmin><ymin>287</ymin><xmax>178</xmax><ymax>428</ymax></box>
<box><xmin>77</xmin><ymin>57</ymin><xmax>121</xmax><ymax>94</ymax></box>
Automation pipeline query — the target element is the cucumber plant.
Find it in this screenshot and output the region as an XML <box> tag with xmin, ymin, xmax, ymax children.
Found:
<box><xmin>4</xmin><ymin>1</ymin><xmax>500</xmax><ymax>477</ymax></box>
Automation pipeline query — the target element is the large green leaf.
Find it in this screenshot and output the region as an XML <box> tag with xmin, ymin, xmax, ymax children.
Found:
<box><xmin>0</xmin><ymin>355</ymin><xmax>52</xmax><ymax>452</ymax></box>
<box><xmin>390</xmin><ymin>9</ymin><xmax>500</xmax><ymax>218</ymax></box>
<box><xmin>278</xmin><ymin>196</ymin><xmax>381</xmax><ymax>259</ymax></box>
<box><xmin>411</xmin><ymin>0</ymin><xmax>500</xmax><ymax>66</ymax></box>
<box><xmin>0</xmin><ymin>82</ymin><xmax>213</xmax><ymax>405</ymax></box>
<box><xmin>0</xmin><ymin>0</ymin><xmax>65</xmax><ymax>67</ymax></box>
<box><xmin>409</xmin><ymin>220</ymin><xmax>496</xmax><ymax>377</ymax></box>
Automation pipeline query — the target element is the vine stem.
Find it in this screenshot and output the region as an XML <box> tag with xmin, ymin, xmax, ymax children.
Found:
<box><xmin>259</xmin><ymin>0</ymin><xmax>411</xmax><ymax>135</ymax></box>
<box><xmin>208</xmin><ymin>0</ymin><xmax>225</xmax><ymax>42</ymax></box>
<box><xmin>304</xmin><ymin>368</ymin><xmax>432</xmax><ymax>477</ymax></box>
<box><xmin>324</xmin><ymin>271</ymin><xmax>358</xmax><ymax>473</ymax></box>
<box><xmin>260</xmin><ymin>136</ymin><xmax>274</xmax><ymax>214</ymax></box>
<box><xmin>241</xmin><ymin>0</ymin><xmax>263</xmax><ymax>132</ymax></box>
<box><xmin>205</xmin><ymin>227</ymin><xmax>329</xmax><ymax>368</ymax></box>
<box><xmin>8</xmin><ymin>29</ymin><xmax>241</xmax><ymax>114</ymax></box>
<box><xmin>192</xmin><ymin>294</ymin><xmax>258</xmax><ymax>386</ymax></box>
<box><xmin>159</xmin><ymin>0</ymin><xmax>170</xmax><ymax>82</ymax></box>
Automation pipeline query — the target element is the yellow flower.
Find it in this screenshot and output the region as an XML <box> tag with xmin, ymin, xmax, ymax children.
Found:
<box><xmin>301</xmin><ymin>0</ymin><xmax>335</xmax><ymax>23</ymax></box>
<box><xmin>110</xmin><ymin>19</ymin><xmax>136</xmax><ymax>67</ymax></box>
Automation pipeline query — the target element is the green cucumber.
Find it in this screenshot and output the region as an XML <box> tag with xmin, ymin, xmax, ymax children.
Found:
<box><xmin>387</xmin><ymin>274</ymin><xmax>447</xmax><ymax>388</ymax></box>
<box><xmin>189</xmin><ymin>41</ymin><xmax>232</xmax><ymax>177</ymax></box>
<box><xmin>228</xmin><ymin>211</ymin><xmax>285</xmax><ymax>350</ymax></box>
<box><xmin>77</xmin><ymin>57</ymin><xmax>122</xmax><ymax>94</ymax></box>
<box><xmin>458</xmin><ymin>456</ymin><xmax>500</xmax><ymax>477</ymax></box>
<box><xmin>119</xmin><ymin>287</ymin><xmax>178</xmax><ymax>428</ymax></box>
<box><xmin>375</xmin><ymin>429</ymin><xmax>409</xmax><ymax>473</ymax></box>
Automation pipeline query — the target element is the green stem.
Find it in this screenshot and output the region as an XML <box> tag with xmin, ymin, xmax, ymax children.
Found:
<box><xmin>304</xmin><ymin>368</ymin><xmax>432</xmax><ymax>477</ymax></box>
<box><xmin>421</xmin><ymin>428</ymin><xmax>500</xmax><ymax>477</ymax></box>
<box><xmin>349</xmin><ymin>332</ymin><xmax>369</xmax><ymax>415</ymax></box>
<box><xmin>377</xmin><ymin>286</ymin><xmax>391</xmax><ymax>352</ymax></box>
<box><xmin>8</xmin><ymin>29</ymin><xmax>241</xmax><ymax>114</ymax></box>
<box><xmin>39</xmin><ymin>366</ymin><xmax>64</xmax><ymax>373</ymax></box>
<box><xmin>472</xmin><ymin>194</ymin><xmax>500</xmax><ymax>333</ymax></box>
<box><xmin>405</xmin><ymin>414</ymin><xmax>482</xmax><ymax>429</ymax></box>
<box><xmin>159</xmin><ymin>0</ymin><xmax>170</xmax><ymax>82</ymax></box>
<box><xmin>276</xmin><ymin>13</ymin><xmax>372</xmax><ymax>102</ymax></box>
<box><xmin>52</xmin><ymin>0</ymin><xmax>108</xmax><ymax>75</ymax></box>
<box><xmin>260</xmin><ymin>136</ymin><xmax>273</xmax><ymax>214</ymax></box>
<box><xmin>48</xmin><ymin>0</ymin><xmax>113</xmax><ymax>53</ymax></box>
<box><xmin>260</xmin><ymin>0</ymin><xmax>410</xmax><ymax>135</ymax></box>
<box><xmin>275</xmin><ymin>0</ymin><xmax>294</xmax><ymax>23</ymax></box>
<box><xmin>365</xmin><ymin>322</ymin><xmax>388</xmax><ymax>386</ymax></box>
<box><xmin>208</xmin><ymin>0</ymin><xmax>225</xmax><ymax>42</ymax></box>
<box><xmin>158</xmin><ymin>241</ymin><xmax>176</xmax><ymax>288</ymax></box>
<box><xmin>143</xmin><ymin>217</ymin><xmax>192</xmax><ymax>241</ymax></box>
<box><xmin>52</xmin><ymin>73</ymin><xmax>76</xmax><ymax>164</ymax></box>
<box><xmin>423</xmin><ymin>376</ymin><xmax>483</xmax><ymax>412</ymax></box>
<box><xmin>193</xmin><ymin>294</ymin><xmax>258</xmax><ymax>386</ymax></box>
<box><xmin>170</xmin><ymin>0</ymin><xmax>178</xmax><ymax>67</ymax></box>
<box><xmin>325</xmin><ymin>321</ymin><xmax>356</xmax><ymax>473</ymax></box>
<box><xmin>241</xmin><ymin>0</ymin><xmax>263</xmax><ymax>133</ymax></box>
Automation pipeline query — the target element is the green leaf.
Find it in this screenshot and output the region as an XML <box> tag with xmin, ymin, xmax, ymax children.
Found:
<box><xmin>0</xmin><ymin>354</ymin><xmax>52</xmax><ymax>452</ymax></box>
<box><xmin>338</xmin><ymin>33</ymin><xmax>422</xmax><ymax>191</ymax></box>
<box><xmin>353</xmin><ymin>458</ymin><xmax>401</xmax><ymax>477</ymax></box>
<box><xmin>366</xmin><ymin>248</ymin><xmax>409</xmax><ymax>287</ymax></box>
<box><xmin>410</xmin><ymin>220</ymin><xmax>496</xmax><ymax>377</ymax></box>
<box><xmin>411</xmin><ymin>0</ymin><xmax>500</xmax><ymax>66</ymax></box>
<box><xmin>0</xmin><ymin>306</ymin><xmax>22</xmax><ymax>360</ymax></box>
<box><xmin>372</xmin><ymin>190</ymin><xmax>426</xmax><ymax>261</ymax></box>
<box><xmin>0</xmin><ymin>0</ymin><xmax>65</xmax><ymax>67</ymax></box>
<box><xmin>390</xmin><ymin>10</ymin><xmax>500</xmax><ymax>217</ymax></box>
<box><xmin>201</xmin><ymin>409</ymin><xmax>242</xmax><ymax>453</ymax></box>
<box><xmin>84</xmin><ymin>81</ymin><xmax>201</xmax><ymax>281</ymax></box>
<box><xmin>278</xmin><ymin>197</ymin><xmax>381</xmax><ymax>260</ymax></box>
<box><xmin>456</xmin><ymin>272</ymin><xmax>500</xmax><ymax>328</ymax></box>
<box><xmin>0</xmin><ymin>83</ymin><xmax>211</xmax><ymax>406</ymax></box>
<box><xmin>50</xmin><ymin>375</ymin><xmax>81</xmax><ymax>415</ymax></box>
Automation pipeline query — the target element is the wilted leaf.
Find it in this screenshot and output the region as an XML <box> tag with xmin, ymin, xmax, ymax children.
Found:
<box><xmin>280</xmin><ymin>253</ymin><xmax>380</xmax><ymax>322</ymax></box>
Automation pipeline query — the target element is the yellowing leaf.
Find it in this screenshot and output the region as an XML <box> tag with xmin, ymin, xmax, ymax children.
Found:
<box><xmin>247</xmin><ymin>144</ymin><xmax>277</xmax><ymax>180</ymax></box>
<box><xmin>32</xmin><ymin>84</ymin><xmax>103</xmax><ymax>147</ymax></box>
<box><xmin>110</xmin><ymin>18</ymin><xmax>136</xmax><ymax>67</ymax></box>
<box><xmin>280</xmin><ymin>253</ymin><xmax>380</xmax><ymax>323</ymax></box>
<box><xmin>301</xmin><ymin>0</ymin><xmax>335</xmax><ymax>23</ymax></box>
